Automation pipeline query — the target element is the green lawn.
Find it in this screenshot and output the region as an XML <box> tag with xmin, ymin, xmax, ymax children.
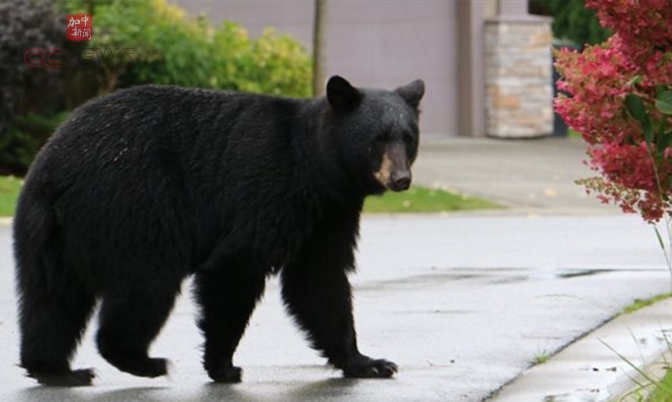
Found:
<box><xmin>0</xmin><ymin>177</ymin><xmax>500</xmax><ymax>217</ymax></box>
<box><xmin>0</xmin><ymin>176</ymin><xmax>22</xmax><ymax>217</ymax></box>
<box><xmin>363</xmin><ymin>186</ymin><xmax>501</xmax><ymax>213</ymax></box>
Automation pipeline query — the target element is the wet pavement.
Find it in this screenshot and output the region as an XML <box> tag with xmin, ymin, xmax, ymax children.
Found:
<box><xmin>1</xmin><ymin>214</ymin><xmax>669</xmax><ymax>402</ymax></box>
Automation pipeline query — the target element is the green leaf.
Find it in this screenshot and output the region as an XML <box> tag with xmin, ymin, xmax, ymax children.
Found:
<box><xmin>657</xmin><ymin>130</ymin><xmax>670</xmax><ymax>154</ymax></box>
<box><xmin>656</xmin><ymin>85</ymin><xmax>667</xmax><ymax>97</ymax></box>
<box><xmin>655</xmin><ymin>91</ymin><xmax>672</xmax><ymax>115</ymax></box>
<box><xmin>626</xmin><ymin>75</ymin><xmax>642</xmax><ymax>87</ymax></box>
<box><xmin>625</xmin><ymin>94</ymin><xmax>653</xmax><ymax>145</ymax></box>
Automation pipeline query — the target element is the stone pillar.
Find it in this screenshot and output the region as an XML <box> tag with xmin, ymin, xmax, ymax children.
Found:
<box><xmin>457</xmin><ymin>1</ymin><xmax>487</xmax><ymax>137</ymax></box>
<box><xmin>485</xmin><ymin>11</ymin><xmax>553</xmax><ymax>138</ymax></box>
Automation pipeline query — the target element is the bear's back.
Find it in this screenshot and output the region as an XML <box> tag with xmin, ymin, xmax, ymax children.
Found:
<box><xmin>49</xmin><ymin>86</ymin><xmax>291</xmax><ymax>160</ymax></box>
<box><xmin>33</xmin><ymin>86</ymin><xmax>304</xmax><ymax>190</ymax></box>
<box><xmin>21</xmin><ymin>86</ymin><xmax>311</xmax><ymax>274</ymax></box>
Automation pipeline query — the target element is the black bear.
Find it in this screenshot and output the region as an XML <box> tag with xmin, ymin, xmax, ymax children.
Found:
<box><xmin>13</xmin><ymin>75</ymin><xmax>425</xmax><ymax>386</ymax></box>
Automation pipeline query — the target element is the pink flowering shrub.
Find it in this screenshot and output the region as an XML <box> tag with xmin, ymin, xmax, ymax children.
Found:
<box><xmin>555</xmin><ymin>0</ymin><xmax>672</xmax><ymax>222</ymax></box>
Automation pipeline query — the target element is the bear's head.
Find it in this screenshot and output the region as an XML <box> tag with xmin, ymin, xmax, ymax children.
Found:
<box><xmin>322</xmin><ymin>75</ymin><xmax>425</xmax><ymax>195</ymax></box>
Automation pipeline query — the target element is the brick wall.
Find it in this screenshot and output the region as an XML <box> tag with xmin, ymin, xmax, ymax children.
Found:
<box><xmin>485</xmin><ymin>19</ymin><xmax>553</xmax><ymax>138</ymax></box>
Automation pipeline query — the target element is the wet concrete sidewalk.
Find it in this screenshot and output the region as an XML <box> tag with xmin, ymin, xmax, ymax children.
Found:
<box><xmin>1</xmin><ymin>214</ymin><xmax>669</xmax><ymax>402</ymax></box>
<box><xmin>491</xmin><ymin>297</ymin><xmax>672</xmax><ymax>402</ymax></box>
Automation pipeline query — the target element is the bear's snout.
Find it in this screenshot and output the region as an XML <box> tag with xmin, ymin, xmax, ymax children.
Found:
<box><xmin>374</xmin><ymin>143</ymin><xmax>412</xmax><ymax>192</ymax></box>
<box><xmin>389</xmin><ymin>169</ymin><xmax>412</xmax><ymax>192</ymax></box>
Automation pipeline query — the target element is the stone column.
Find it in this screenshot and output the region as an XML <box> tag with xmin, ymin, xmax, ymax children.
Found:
<box><xmin>485</xmin><ymin>5</ymin><xmax>553</xmax><ymax>138</ymax></box>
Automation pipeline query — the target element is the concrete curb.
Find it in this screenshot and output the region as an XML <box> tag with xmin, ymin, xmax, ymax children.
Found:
<box><xmin>0</xmin><ymin>218</ymin><xmax>11</xmax><ymax>226</ymax></box>
<box><xmin>487</xmin><ymin>298</ymin><xmax>672</xmax><ymax>402</ymax></box>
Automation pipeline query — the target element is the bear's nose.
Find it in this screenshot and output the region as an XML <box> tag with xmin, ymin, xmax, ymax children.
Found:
<box><xmin>389</xmin><ymin>171</ymin><xmax>411</xmax><ymax>192</ymax></box>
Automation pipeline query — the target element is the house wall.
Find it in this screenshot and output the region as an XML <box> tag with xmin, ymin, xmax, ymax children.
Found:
<box><xmin>175</xmin><ymin>0</ymin><xmax>460</xmax><ymax>135</ymax></box>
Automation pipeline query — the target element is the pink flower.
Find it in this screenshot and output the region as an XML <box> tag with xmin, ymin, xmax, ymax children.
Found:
<box><xmin>557</xmin><ymin>0</ymin><xmax>672</xmax><ymax>222</ymax></box>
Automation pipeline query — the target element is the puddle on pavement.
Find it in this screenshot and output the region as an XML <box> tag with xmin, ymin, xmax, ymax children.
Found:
<box><xmin>485</xmin><ymin>268</ymin><xmax>617</xmax><ymax>285</ymax></box>
<box><xmin>487</xmin><ymin>275</ymin><xmax>529</xmax><ymax>285</ymax></box>
<box><xmin>543</xmin><ymin>393</ymin><xmax>600</xmax><ymax>402</ymax></box>
<box><xmin>397</xmin><ymin>309</ymin><xmax>478</xmax><ymax>315</ymax></box>
<box><xmin>359</xmin><ymin>273</ymin><xmax>483</xmax><ymax>291</ymax></box>
<box><xmin>527</xmin><ymin>268</ymin><xmax>616</xmax><ymax>281</ymax></box>
<box><xmin>361</xmin><ymin>267</ymin><xmax>644</xmax><ymax>292</ymax></box>
<box><xmin>557</xmin><ymin>269</ymin><xmax>616</xmax><ymax>279</ymax></box>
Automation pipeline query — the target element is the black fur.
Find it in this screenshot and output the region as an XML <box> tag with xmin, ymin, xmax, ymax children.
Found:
<box><xmin>13</xmin><ymin>76</ymin><xmax>425</xmax><ymax>385</ymax></box>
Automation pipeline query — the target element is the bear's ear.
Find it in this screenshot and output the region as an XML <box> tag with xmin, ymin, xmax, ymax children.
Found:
<box><xmin>395</xmin><ymin>79</ymin><xmax>425</xmax><ymax>109</ymax></box>
<box><xmin>326</xmin><ymin>76</ymin><xmax>362</xmax><ymax>110</ymax></box>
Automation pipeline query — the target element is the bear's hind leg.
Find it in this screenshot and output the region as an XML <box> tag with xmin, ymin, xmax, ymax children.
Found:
<box><xmin>18</xmin><ymin>275</ymin><xmax>97</xmax><ymax>386</ymax></box>
<box><xmin>96</xmin><ymin>285</ymin><xmax>178</xmax><ymax>378</ymax></box>
<box><xmin>15</xmin><ymin>195</ymin><xmax>97</xmax><ymax>386</ymax></box>
<box><xmin>194</xmin><ymin>268</ymin><xmax>266</xmax><ymax>383</ymax></box>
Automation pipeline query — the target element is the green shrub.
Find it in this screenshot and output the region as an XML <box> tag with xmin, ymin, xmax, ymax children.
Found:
<box><xmin>0</xmin><ymin>0</ymin><xmax>312</xmax><ymax>175</ymax></box>
<box><xmin>236</xmin><ymin>27</ymin><xmax>313</xmax><ymax>97</ymax></box>
<box><xmin>0</xmin><ymin>0</ymin><xmax>83</xmax><ymax>136</ymax></box>
<box><xmin>529</xmin><ymin>0</ymin><xmax>611</xmax><ymax>46</ymax></box>
<box><xmin>71</xmin><ymin>0</ymin><xmax>312</xmax><ymax>97</ymax></box>
<box><xmin>0</xmin><ymin>112</ymin><xmax>69</xmax><ymax>176</ymax></box>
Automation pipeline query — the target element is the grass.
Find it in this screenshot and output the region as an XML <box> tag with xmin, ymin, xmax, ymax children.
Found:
<box><xmin>533</xmin><ymin>351</ymin><xmax>551</xmax><ymax>365</ymax></box>
<box><xmin>0</xmin><ymin>178</ymin><xmax>501</xmax><ymax>218</ymax></box>
<box><xmin>647</xmin><ymin>369</ymin><xmax>672</xmax><ymax>402</ymax></box>
<box><xmin>620</xmin><ymin>293</ymin><xmax>672</xmax><ymax>316</ymax></box>
<box><xmin>363</xmin><ymin>186</ymin><xmax>502</xmax><ymax>213</ymax></box>
<box><xmin>0</xmin><ymin>176</ymin><xmax>22</xmax><ymax>217</ymax></box>
<box><xmin>604</xmin><ymin>334</ymin><xmax>672</xmax><ymax>402</ymax></box>
<box><xmin>603</xmin><ymin>292</ymin><xmax>672</xmax><ymax>402</ymax></box>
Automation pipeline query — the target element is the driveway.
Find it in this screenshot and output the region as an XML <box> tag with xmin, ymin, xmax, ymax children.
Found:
<box><xmin>413</xmin><ymin>136</ymin><xmax>614</xmax><ymax>214</ymax></box>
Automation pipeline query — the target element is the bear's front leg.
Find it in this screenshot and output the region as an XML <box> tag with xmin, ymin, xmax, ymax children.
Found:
<box><xmin>280</xmin><ymin>219</ymin><xmax>397</xmax><ymax>379</ymax></box>
<box><xmin>194</xmin><ymin>266</ymin><xmax>266</xmax><ymax>383</ymax></box>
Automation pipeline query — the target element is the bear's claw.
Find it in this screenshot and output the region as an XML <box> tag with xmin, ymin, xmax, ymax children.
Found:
<box><xmin>343</xmin><ymin>358</ymin><xmax>398</xmax><ymax>379</ymax></box>
<box><xmin>29</xmin><ymin>368</ymin><xmax>95</xmax><ymax>387</ymax></box>
<box><xmin>208</xmin><ymin>365</ymin><xmax>243</xmax><ymax>383</ymax></box>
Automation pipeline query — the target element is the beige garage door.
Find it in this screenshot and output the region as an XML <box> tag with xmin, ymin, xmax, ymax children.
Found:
<box><xmin>177</xmin><ymin>0</ymin><xmax>458</xmax><ymax>135</ymax></box>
